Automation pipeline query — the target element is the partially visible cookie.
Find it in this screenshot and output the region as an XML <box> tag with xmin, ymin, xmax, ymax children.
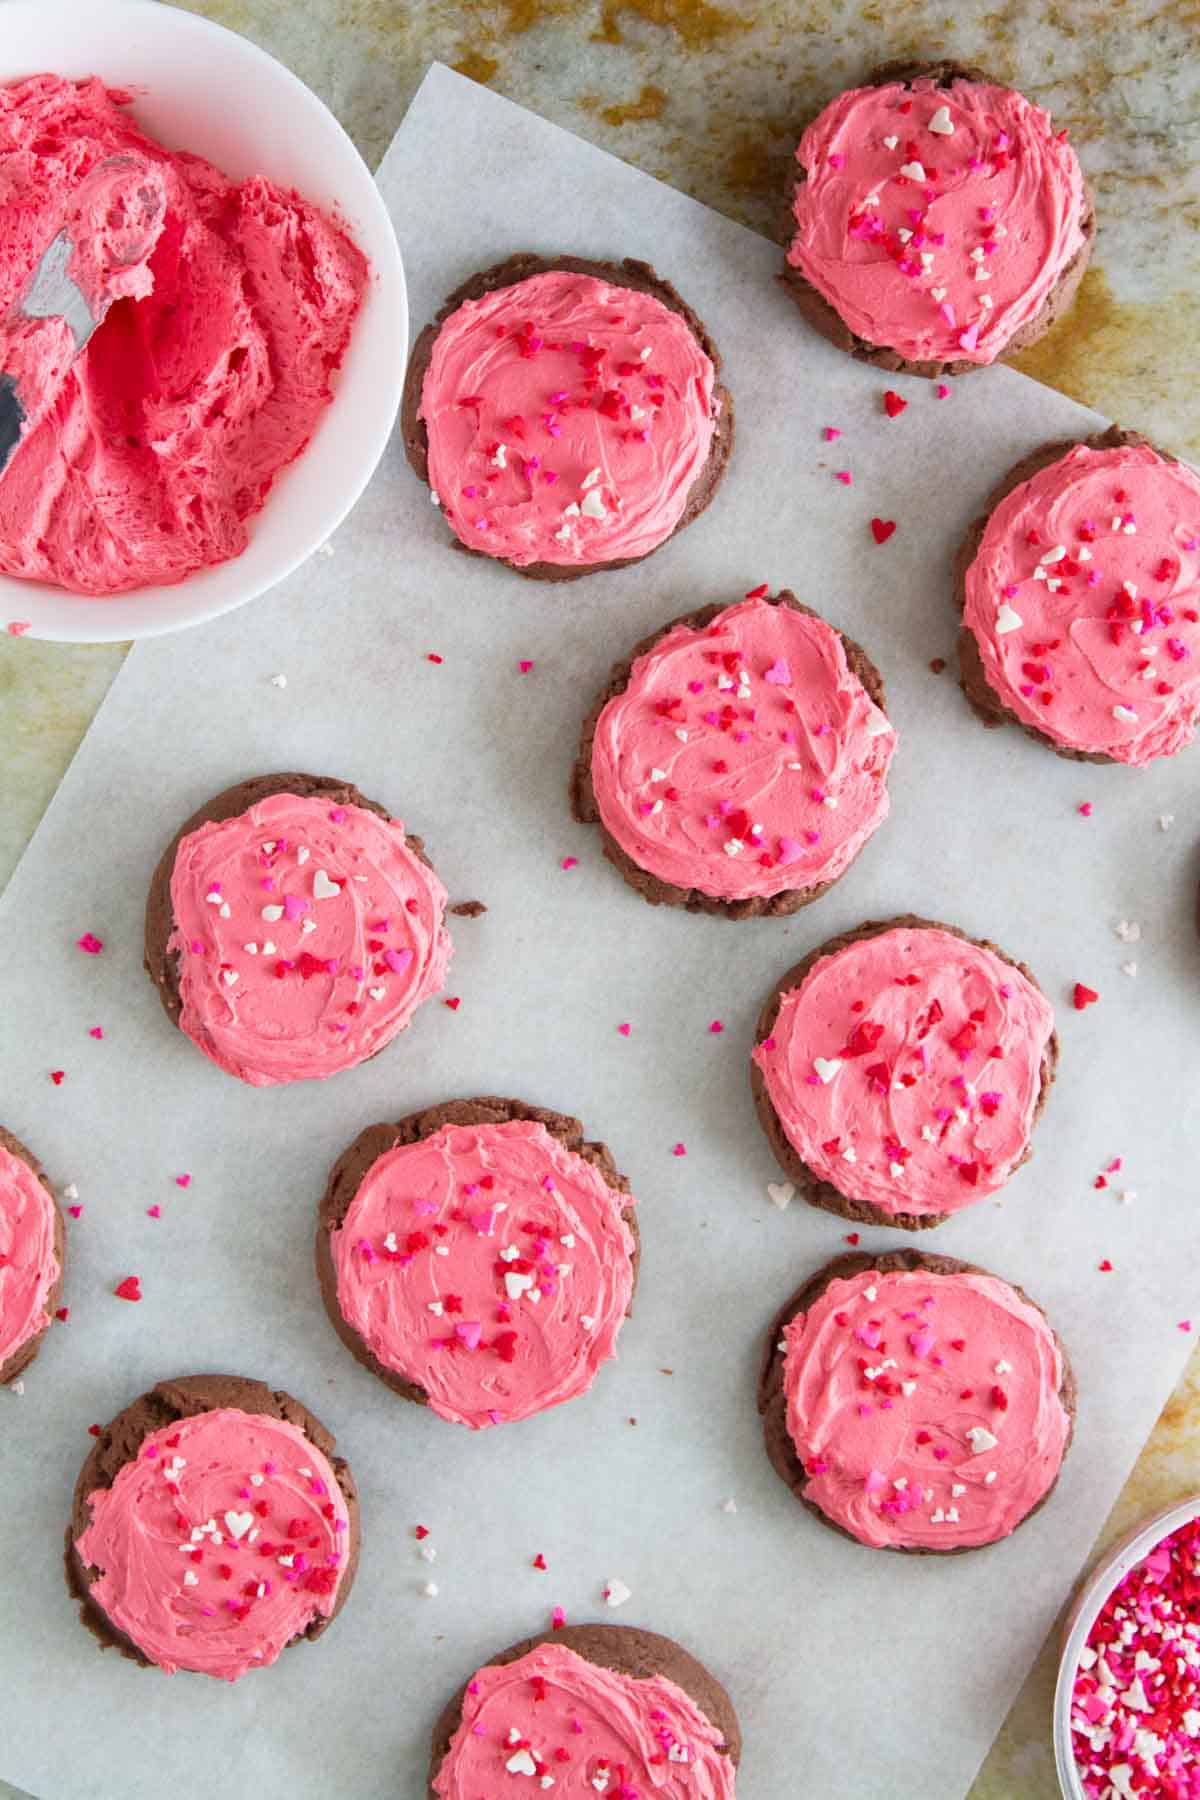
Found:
<box><xmin>401</xmin><ymin>254</ymin><xmax>733</xmax><ymax>580</ymax></box>
<box><xmin>750</xmin><ymin>915</ymin><xmax>1058</xmax><ymax>1229</ymax></box>
<box><xmin>317</xmin><ymin>1097</ymin><xmax>639</xmax><ymax>1429</ymax></box>
<box><xmin>144</xmin><ymin>773</ymin><xmax>451</xmax><ymax>1086</ymax></box>
<box><xmin>570</xmin><ymin>588</ymin><xmax>895</xmax><ymax>917</ymax></box>
<box><xmin>0</xmin><ymin>1125</ymin><xmax>64</xmax><ymax>1386</ymax></box>
<box><xmin>780</xmin><ymin>60</ymin><xmax>1095</xmax><ymax>378</ymax></box>
<box><xmin>66</xmin><ymin>1373</ymin><xmax>360</xmax><ymax>1680</ymax></box>
<box><xmin>956</xmin><ymin>425</ymin><xmax>1200</xmax><ymax>765</ymax></box>
<box><xmin>428</xmin><ymin>1623</ymin><xmax>741</xmax><ymax>1797</ymax></box>
<box><xmin>758</xmin><ymin>1249</ymin><xmax>1075</xmax><ymax>1553</ymax></box>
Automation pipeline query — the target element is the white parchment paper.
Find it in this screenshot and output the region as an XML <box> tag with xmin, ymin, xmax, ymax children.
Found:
<box><xmin>1</xmin><ymin>63</ymin><xmax>1198</xmax><ymax>1800</ymax></box>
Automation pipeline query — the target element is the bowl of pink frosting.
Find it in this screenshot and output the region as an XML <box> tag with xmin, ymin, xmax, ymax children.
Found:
<box><xmin>0</xmin><ymin>0</ymin><xmax>406</xmax><ymax>641</ymax></box>
<box><xmin>1054</xmin><ymin>1494</ymin><xmax>1200</xmax><ymax>1797</ymax></box>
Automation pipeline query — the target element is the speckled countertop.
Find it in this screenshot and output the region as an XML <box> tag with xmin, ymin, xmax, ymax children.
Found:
<box><xmin>1</xmin><ymin>2</ymin><xmax>1198</xmax><ymax>1794</ymax></box>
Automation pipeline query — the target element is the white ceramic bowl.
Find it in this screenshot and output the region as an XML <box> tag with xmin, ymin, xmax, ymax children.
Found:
<box><xmin>0</xmin><ymin>0</ymin><xmax>406</xmax><ymax>642</ymax></box>
<box><xmin>1053</xmin><ymin>1493</ymin><xmax>1200</xmax><ymax>1797</ymax></box>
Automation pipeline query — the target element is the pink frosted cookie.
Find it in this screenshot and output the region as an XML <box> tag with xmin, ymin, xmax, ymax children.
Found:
<box><xmin>781</xmin><ymin>59</ymin><xmax>1094</xmax><ymax>377</ymax></box>
<box><xmin>759</xmin><ymin>1251</ymin><xmax>1074</xmax><ymax>1553</ymax></box>
<box><xmin>67</xmin><ymin>1374</ymin><xmax>359</xmax><ymax>1679</ymax></box>
<box><xmin>317</xmin><ymin>1097</ymin><xmax>638</xmax><ymax>1430</ymax></box>
<box><xmin>751</xmin><ymin>916</ymin><xmax>1057</xmax><ymax>1229</ymax></box>
<box><xmin>144</xmin><ymin>773</ymin><xmax>452</xmax><ymax>1087</ymax></box>
<box><xmin>402</xmin><ymin>254</ymin><xmax>732</xmax><ymax>579</ymax></box>
<box><xmin>957</xmin><ymin>426</ymin><xmax>1200</xmax><ymax>765</ymax></box>
<box><xmin>571</xmin><ymin>589</ymin><xmax>895</xmax><ymax>916</ymax></box>
<box><xmin>428</xmin><ymin>1626</ymin><xmax>741</xmax><ymax>1797</ymax></box>
<box><xmin>0</xmin><ymin>1125</ymin><xmax>64</xmax><ymax>1385</ymax></box>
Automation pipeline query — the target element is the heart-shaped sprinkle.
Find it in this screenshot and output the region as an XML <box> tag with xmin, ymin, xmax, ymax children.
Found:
<box><xmin>814</xmin><ymin>1057</ymin><xmax>843</xmax><ymax>1084</ymax></box>
<box><xmin>224</xmin><ymin>1510</ymin><xmax>253</xmax><ymax>1540</ymax></box>
<box><xmin>1113</xmin><ymin>704</ymin><xmax>1138</xmax><ymax>723</ymax></box>
<box><xmin>883</xmin><ymin>390</ymin><xmax>907</xmax><ymax>418</ymax></box>
<box><xmin>1073</xmin><ymin>982</ymin><xmax>1100</xmax><ymax>1010</ymax></box>
<box><xmin>764</xmin><ymin>657</ymin><xmax>792</xmax><ymax>685</ymax></box>
<box><xmin>967</xmin><ymin>1426</ymin><xmax>998</xmax><ymax>1454</ymax></box>
<box><xmin>870</xmin><ymin>518</ymin><xmax>896</xmax><ymax>545</ymax></box>
<box><xmin>114</xmin><ymin>1275</ymin><xmax>141</xmax><ymax>1302</ymax></box>
<box><xmin>994</xmin><ymin>603</ymin><xmax>1023</xmax><ymax>635</ymax></box>
<box><xmin>261</xmin><ymin>904</ymin><xmax>283</xmax><ymax>921</ymax></box>
<box><xmin>385</xmin><ymin>948</ymin><xmax>413</xmax><ymax>976</ymax></box>
<box><xmin>928</xmin><ymin>104</ymin><xmax>954</xmax><ymax>134</ymax></box>
<box><xmin>312</xmin><ymin>869</ymin><xmax>341</xmax><ymax>900</ymax></box>
<box><xmin>767</xmin><ymin>1182</ymin><xmax>794</xmax><ymax>1211</ymax></box>
<box><xmin>882</xmin><ymin>134</ymin><xmax>898</xmax><ymax>149</ymax></box>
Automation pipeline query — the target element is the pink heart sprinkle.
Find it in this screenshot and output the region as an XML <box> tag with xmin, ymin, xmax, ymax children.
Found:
<box><xmin>77</xmin><ymin>932</ymin><xmax>104</xmax><ymax>955</ymax></box>
<box><xmin>454</xmin><ymin>1321</ymin><xmax>483</xmax><ymax>1350</ymax></box>
<box><xmin>834</xmin><ymin>470</ymin><xmax>852</xmax><ymax>485</ymax></box>
<box><xmin>561</xmin><ymin>856</ymin><xmax>579</xmax><ymax>871</ymax></box>
<box><xmin>777</xmin><ymin>837</ymin><xmax>803</xmax><ymax>865</ymax></box>
<box><xmin>89</xmin><ymin>1026</ymin><xmax>104</xmax><ymax>1039</ymax></box>
<box><xmin>518</xmin><ymin>659</ymin><xmax>534</xmax><ymax>673</ymax></box>
<box><xmin>6</xmin><ymin>620</ymin><xmax>31</xmax><ymax>636</ymax></box>
<box><xmin>764</xmin><ymin>658</ymin><xmax>792</xmax><ymax>685</ymax></box>
<box><xmin>283</xmin><ymin>894</ymin><xmax>309</xmax><ymax>921</ymax></box>
<box><xmin>823</xmin><ymin>426</ymin><xmax>842</xmax><ymax>441</ymax></box>
<box><xmin>384</xmin><ymin>948</ymin><xmax>412</xmax><ymax>975</ymax></box>
<box><xmin>147</xmin><ymin>1205</ymin><xmax>160</xmax><ymax>1219</ymax></box>
<box><xmin>672</xmin><ymin>1142</ymin><xmax>687</xmax><ymax>1157</ymax></box>
<box><xmin>175</xmin><ymin>1174</ymin><xmax>191</xmax><ymax>1188</ymax></box>
<box><xmin>617</xmin><ymin>1022</ymin><xmax>631</xmax><ymax>1036</ymax></box>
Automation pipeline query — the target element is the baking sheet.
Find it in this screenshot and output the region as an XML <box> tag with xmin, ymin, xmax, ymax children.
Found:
<box><xmin>1</xmin><ymin>61</ymin><xmax>1198</xmax><ymax>1800</ymax></box>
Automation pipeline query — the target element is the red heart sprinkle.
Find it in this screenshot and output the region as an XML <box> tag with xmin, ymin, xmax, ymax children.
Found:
<box><xmin>1073</xmin><ymin>983</ymin><xmax>1100</xmax><ymax>1011</ymax></box>
<box><xmin>870</xmin><ymin>518</ymin><xmax>897</xmax><ymax>545</ymax></box>
<box><xmin>55</xmin><ymin>1306</ymin><xmax>69</xmax><ymax>1322</ymax></box>
<box><xmin>414</xmin><ymin>1525</ymin><xmax>430</xmax><ymax>1540</ymax></box>
<box><xmin>883</xmin><ymin>390</ymin><xmax>908</xmax><ymax>418</ymax></box>
<box><xmin>87</xmin><ymin>1424</ymin><xmax>101</xmax><ymax>1437</ymax></box>
<box><xmin>50</xmin><ymin>1069</ymin><xmax>65</xmax><ymax>1085</ymax></box>
<box><xmin>532</xmin><ymin>1553</ymin><xmax>548</xmax><ymax>1570</ymax></box>
<box><xmin>114</xmin><ymin>1275</ymin><xmax>142</xmax><ymax>1302</ymax></box>
<box><xmin>845</xmin><ymin>1232</ymin><xmax>860</xmax><ymax>1246</ymax></box>
<box><xmin>1099</xmin><ymin>1259</ymin><xmax>1113</xmax><ymax>1272</ymax></box>
<box><xmin>444</xmin><ymin>997</ymin><xmax>461</xmax><ymax>1010</ymax></box>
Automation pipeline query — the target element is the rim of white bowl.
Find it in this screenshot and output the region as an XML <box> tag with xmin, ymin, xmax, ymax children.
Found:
<box><xmin>1053</xmin><ymin>1492</ymin><xmax>1200</xmax><ymax>1798</ymax></box>
<box><xmin>0</xmin><ymin>0</ymin><xmax>406</xmax><ymax>643</ymax></box>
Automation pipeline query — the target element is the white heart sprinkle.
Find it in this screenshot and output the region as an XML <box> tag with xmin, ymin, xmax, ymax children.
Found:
<box><xmin>183</xmin><ymin>1570</ymin><xmax>199</xmax><ymax>1586</ymax></box>
<box><xmin>219</xmin><ymin>903</ymin><xmax>231</xmax><ymax>919</ymax></box>
<box><xmin>580</xmin><ymin>489</ymin><xmax>607</xmax><ymax>520</ymax></box>
<box><xmin>1121</xmin><ymin>961</ymin><xmax>1138</xmax><ymax>978</ymax></box>
<box><xmin>560</xmin><ymin>1233</ymin><xmax>576</xmax><ymax>1248</ymax></box>
<box><xmin>205</xmin><ymin>890</ymin><xmax>222</xmax><ymax>905</ymax></box>
<box><xmin>504</xmin><ymin>1271</ymin><xmax>534</xmax><ymax>1300</ymax></box>
<box><xmin>301</xmin><ymin>919</ymin><xmax>316</xmax><ymax>934</ymax></box>
<box><xmin>581</xmin><ymin>1315</ymin><xmax>595</xmax><ymax>1330</ymax></box>
<box><xmin>899</xmin><ymin>160</ymin><xmax>926</xmax><ymax>180</ymax></box>
<box><xmin>1113</xmin><ymin>705</ymin><xmax>1138</xmax><ymax>723</ymax></box>
<box><xmin>603</xmin><ymin>1577</ymin><xmax>631</xmax><ymax>1608</ymax></box>
<box><xmin>224</xmin><ymin>1511</ymin><xmax>253</xmax><ymax>1540</ymax></box>
<box><xmin>985</xmin><ymin>1470</ymin><xmax>998</xmax><ymax>1484</ymax></box>
<box><xmin>842</xmin><ymin>1146</ymin><xmax>858</xmax><ymax>1164</ymax></box>
<box><xmin>767</xmin><ymin>1181</ymin><xmax>794</xmax><ymax>1212</ymax></box>
<box><xmin>261</xmin><ymin>905</ymin><xmax>283</xmax><ymax>922</ymax></box>
<box><xmin>928</xmin><ymin>104</ymin><xmax>954</xmax><ymax>134</ymax></box>
<box><xmin>242</xmin><ymin>942</ymin><xmax>258</xmax><ymax>955</ymax></box>
<box><xmin>221</xmin><ymin>969</ymin><xmax>238</xmax><ymax>987</ymax></box>
<box><xmin>967</xmin><ymin>1427</ymin><xmax>998</xmax><ymax>1454</ymax></box>
<box><xmin>1039</xmin><ymin>544</ymin><xmax>1067</xmax><ymax>565</ymax></box>
<box><xmin>901</xmin><ymin>1380</ymin><xmax>916</xmax><ymax>1396</ymax></box>
<box><xmin>312</xmin><ymin>869</ymin><xmax>341</xmax><ymax>900</ymax></box>
<box><xmin>866</xmin><ymin>713</ymin><xmax>892</xmax><ymax>737</ymax></box>
<box><xmin>995</xmin><ymin>1359</ymin><xmax>1012</xmax><ymax>1375</ymax></box>
<box><xmin>952</xmin><ymin>1483</ymin><xmax>966</xmax><ymax>1497</ymax></box>
<box><xmin>931</xmin><ymin>287</ymin><xmax>947</xmax><ymax>301</ymax></box>
<box><xmin>814</xmin><ymin>1057</ymin><xmax>843</xmax><ymax>1084</ymax></box>
<box><xmin>506</xmin><ymin>1750</ymin><xmax>538</xmax><ymax>1777</ymax></box>
<box><xmin>581</xmin><ymin>467</ymin><xmax>601</xmax><ymax>489</ymax></box>
<box><xmin>994</xmin><ymin>602</ymin><xmax>1023</xmax><ymax>635</ymax></box>
<box><xmin>261</xmin><ymin>940</ymin><xmax>276</xmax><ymax>955</ymax></box>
<box><xmin>296</xmin><ymin>846</ymin><xmax>310</xmax><ymax>865</ymax></box>
<box><xmin>369</xmin><ymin>986</ymin><xmax>386</xmax><ymax>1002</ymax></box>
<box><xmin>882</xmin><ymin>134</ymin><xmax>898</xmax><ymax>149</ymax></box>
<box><xmin>427</xmin><ymin>1301</ymin><xmax>444</xmax><ymax>1317</ymax></box>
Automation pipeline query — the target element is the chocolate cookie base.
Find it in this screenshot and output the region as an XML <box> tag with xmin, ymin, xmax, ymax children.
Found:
<box><xmin>0</xmin><ymin>1125</ymin><xmax>65</xmax><ymax>1386</ymax></box>
<box><xmin>427</xmin><ymin>1621</ymin><xmax>741</xmax><ymax>1796</ymax></box>
<box><xmin>569</xmin><ymin>589</ymin><xmax>891</xmax><ymax>918</ymax></box>
<box><xmin>757</xmin><ymin>1247</ymin><xmax>1076</xmax><ymax>1554</ymax></box>
<box><xmin>779</xmin><ymin>59</ymin><xmax>1097</xmax><ymax>380</ymax></box>
<box><xmin>316</xmin><ymin>1095</ymin><xmax>640</xmax><ymax>1410</ymax></box>
<box><xmin>65</xmin><ymin>1373</ymin><xmax>361</xmax><ymax>1672</ymax></box>
<box><xmin>750</xmin><ymin>913</ymin><xmax>1059</xmax><ymax>1229</ymax></box>
<box><xmin>143</xmin><ymin>771</ymin><xmax>437</xmax><ymax>1037</ymax></box>
<box><xmin>954</xmin><ymin>424</ymin><xmax>1178</xmax><ymax>762</ymax></box>
<box><xmin>401</xmin><ymin>253</ymin><xmax>734</xmax><ymax>582</ymax></box>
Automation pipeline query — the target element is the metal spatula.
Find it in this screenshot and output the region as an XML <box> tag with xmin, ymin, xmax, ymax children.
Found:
<box><xmin>0</xmin><ymin>154</ymin><xmax>167</xmax><ymax>477</ymax></box>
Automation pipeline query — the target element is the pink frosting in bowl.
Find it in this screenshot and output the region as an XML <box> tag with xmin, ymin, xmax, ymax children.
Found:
<box><xmin>432</xmin><ymin>1641</ymin><xmax>737</xmax><ymax>1797</ymax></box>
<box><xmin>0</xmin><ymin>1138</ymin><xmax>59</xmax><ymax>1374</ymax></box>
<box><xmin>328</xmin><ymin>1117</ymin><xmax>637</xmax><ymax>1429</ymax></box>
<box><xmin>417</xmin><ymin>266</ymin><xmax>721</xmax><ymax>568</ymax></box>
<box><xmin>786</xmin><ymin>76</ymin><xmax>1087</xmax><ymax>367</ymax></box>
<box><xmin>163</xmin><ymin>788</ymin><xmax>451</xmax><ymax>1086</ymax></box>
<box><xmin>73</xmin><ymin>1406</ymin><xmax>352</xmax><ymax>1680</ymax></box>
<box><xmin>777</xmin><ymin>1262</ymin><xmax>1072</xmax><ymax>1551</ymax></box>
<box><xmin>587</xmin><ymin>592</ymin><xmax>894</xmax><ymax>903</ymax></box>
<box><xmin>961</xmin><ymin>439</ymin><xmax>1200</xmax><ymax>764</ymax></box>
<box><xmin>753</xmin><ymin>922</ymin><xmax>1055</xmax><ymax>1222</ymax></box>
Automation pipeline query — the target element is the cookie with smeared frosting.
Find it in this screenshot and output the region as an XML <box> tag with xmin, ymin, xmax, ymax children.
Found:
<box><xmin>751</xmin><ymin>916</ymin><xmax>1057</xmax><ymax>1229</ymax></box>
<box><xmin>144</xmin><ymin>773</ymin><xmax>452</xmax><ymax>1087</ymax></box>
<box><xmin>0</xmin><ymin>1125</ymin><xmax>64</xmax><ymax>1386</ymax></box>
<box><xmin>956</xmin><ymin>424</ymin><xmax>1200</xmax><ymax>765</ymax></box>
<box><xmin>780</xmin><ymin>60</ymin><xmax>1095</xmax><ymax>378</ymax></box>
<box><xmin>316</xmin><ymin>1097</ymin><xmax>639</xmax><ymax>1429</ymax></box>
<box><xmin>428</xmin><ymin>1623</ymin><xmax>741</xmax><ymax>1797</ymax></box>
<box><xmin>571</xmin><ymin>589</ymin><xmax>895</xmax><ymax>917</ymax></box>
<box><xmin>758</xmin><ymin>1250</ymin><xmax>1075</xmax><ymax>1554</ymax></box>
<box><xmin>401</xmin><ymin>254</ymin><xmax>733</xmax><ymax>580</ymax></box>
<box><xmin>66</xmin><ymin>1373</ymin><xmax>360</xmax><ymax>1679</ymax></box>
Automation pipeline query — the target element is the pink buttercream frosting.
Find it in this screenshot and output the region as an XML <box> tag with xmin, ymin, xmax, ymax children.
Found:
<box><xmin>589</xmin><ymin>594</ymin><xmax>894</xmax><ymax>901</ymax></box>
<box><xmin>418</xmin><ymin>268</ymin><xmax>719</xmax><ymax>567</ymax></box>
<box><xmin>330</xmin><ymin>1119</ymin><xmax>636</xmax><ymax>1429</ymax></box>
<box><xmin>166</xmin><ymin>790</ymin><xmax>451</xmax><ymax>1087</ymax></box>
<box><xmin>74</xmin><ymin>1407</ymin><xmax>351</xmax><ymax>1680</ymax></box>
<box><xmin>786</xmin><ymin>77</ymin><xmax>1087</xmax><ymax>366</ymax></box>
<box><xmin>432</xmin><ymin>1642</ymin><xmax>737</xmax><ymax>1796</ymax></box>
<box><xmin>962</xmin><ymin>440</ymin><xmax>1200</xmax><ymax>764</ymax></box>
<box><xmin>752</xmin><ymin>924</ymin><xmax>1055</xmax><ymax>1219</ymax></box>
<box><xmin>0</xmin><ymin>1141</ymin><xmax>58</xmax><ymax>1372</ymax></box>
<box><xmin>781</xmin><ymin>1265</ymin><xmax>1071</xmax><ymax>1550</ymax></box>
<box><xmin>0</xmin><ymin>75</ymin><xmax>367</xmax><ymax>596</ymax></box>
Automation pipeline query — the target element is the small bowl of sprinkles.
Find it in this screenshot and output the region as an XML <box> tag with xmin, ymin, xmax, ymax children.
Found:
<box><xmin>1055</xmin><ymin>1494</ymin><xmax>1200</xmax><ymax>1797</ymax></box>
